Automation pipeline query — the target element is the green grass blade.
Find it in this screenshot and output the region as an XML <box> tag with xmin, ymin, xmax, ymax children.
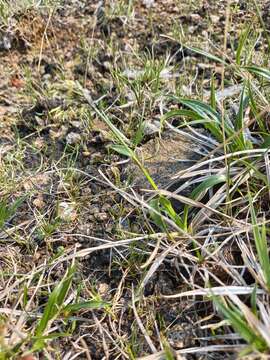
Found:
<box><xmin>247</xmin><ymin>80</ymin><xmax>266</xmax><ymax>132</ymax></box>
<box><xmin>159</xmin><ymin>196</ymin><xmax>185</xmax><ymax>230</ymax></box>
<box><xmin>35</xmin><ymin>265</ymin><xmax>75</xmax><ymax>337</ymax></box>
<box><xmin>176</xmin><ymin>98</ymin><xmax>225</xmax><ymax>141</ymax></box>
<box><xmin>0</xmin><ymin>196</ymin><xmax>25</xmax><ymax>229</ymax></box>
<box><xmin>110</xmin><ymin>144</ymin><xmax>134</xmax><ymax>157</ymax></box>
<box><xmin>63</xmin><ymin>300</ymin><xmax>110</xmax><ymax>315</ymax></box>
<box><xmin>234</xmin><ymin>84</ymin><xmax>249</xmax><ymax>149</ymax></box>
<box><xmin>252</xmin><ymin>0</ymin><xmax>270</xmax><ymax>53</ymax></box>
<box><xmin>236</xmin><ymin>26</ymin><xmax>251</xmax><ymax>65</ymax></box>
<box><xmin>133</xmin><ymin>121</ymin><xmax>145</xmax><ymax>146</ymax></box>
<box><xmin>244</xmin><ymin>66</ymin><xmax>270</xmax><ymax>81</ymax></box>
<box><xmin>162</xmin><ymin>108</ymin><xmax>203</xmax><ymax>121</ymax></box>
<box><xmin>249</xmin><ymin>195</ymin><xmax>270</xmax><ymax>289</ymax></box>
<box><xmin>149</xmin><ymin>198</ymin><xmax>167</xmax><ymax>231</ymax></box>
<box><xmin>235</xmin><ymin>84</ymin><xmax>248</xmax><ymax>131</ymax></box>
<box><xmin>55</xmin><ymin>266</ymin><xmax>75</xmax><ymax>308</ymax></box>
<box><xmin>214</xmin><ymin>297</ymin><xmax>267</xmax><ymax>351</ymax></box>
<box><xmin>183</xmin><ymin>174</ymin><xmax>226</xmax><ymax>228</ymax></box>
<box><xmin>210</xmin><ymin>75</ymin><xmax>216</xmax><ymax>110</ymax></box>
<box><xmin>77</xmin><ymin>82</ymin><xmax>131</xmax><ymax>146</ymax></box>
<box><xmin>183</xmin><ymin>45</ymin><xmax>227</xmax><ymax>64</ymax></box>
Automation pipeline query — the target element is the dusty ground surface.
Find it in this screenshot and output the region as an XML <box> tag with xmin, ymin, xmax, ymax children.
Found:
<box><xmin>0</xmin><ymin>0</ymin><xmax>269</xmax><ymax>359</ymax></box>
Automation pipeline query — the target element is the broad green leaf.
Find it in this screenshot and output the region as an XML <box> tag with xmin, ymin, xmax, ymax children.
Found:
<box><xmin>31</xmin><ymin>332</ymin><xmax>69</xmax><ymax>352</ymax></box>
<box><xmin>110</xmin><ymin>144</ymin><xmax>134</xmax><ymax>158</ymax></box>
<box><xmin>149</xmin><ymin>198</ymin><xmax>166</xmax><ymax>231</ymax></box>
<box><xmin>191</xmin><ymin>175</ymin><xmax>227</xmax><ymax>200</ymax></box>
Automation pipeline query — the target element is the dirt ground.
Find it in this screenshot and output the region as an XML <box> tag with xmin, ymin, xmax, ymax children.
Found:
<box><xmin>0</xmin><ymin>0</ymin><xmax>269</xmax><ymax>359</ymax></box>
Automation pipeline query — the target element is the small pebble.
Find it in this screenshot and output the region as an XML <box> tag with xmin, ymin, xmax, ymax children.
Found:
<box><xmin>66</xmin><ymin>132</ymin><xmax>81</xmax><ymax>145</ymax></box>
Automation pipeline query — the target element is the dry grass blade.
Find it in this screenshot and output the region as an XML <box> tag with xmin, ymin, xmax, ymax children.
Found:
<box><xmin>132</xmin><ymin>287</ymin><xmax>157</xmax><ymax>353</ymax></box>
<box><xmin>162</xmin><ymin>286</ymin><xmax>265</xmax><ymax>299</ymax></box>
<box><xmin>172</xmin><ymin>149</ymin><xmax>267</xmax><ymax>180</ymax></box>
<box><xmin>137</xmin><ymin>344</ymin><xmax>246</xmax><ymax>359</ymax></box>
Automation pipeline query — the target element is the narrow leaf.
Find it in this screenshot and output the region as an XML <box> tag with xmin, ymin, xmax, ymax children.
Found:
<box><xmin>63</xmin><ymin>300</ymin><xmax>110</xmax><ymax>314</ymax></box>
<box><xmin>110</xmin><ymin>144</ymin><xmax>134</xmax><ymax>158</ymax></box>
<box><xmin>244</xmin><ymin>66</ymin><xmax>270</xmax><ymax>81</ymax></box>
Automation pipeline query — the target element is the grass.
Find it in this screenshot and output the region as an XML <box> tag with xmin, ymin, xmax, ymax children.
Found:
<box><xmin>0</xmin><ymin>0</ymin><xmax>270</xmax><ymax>359</ymax></box>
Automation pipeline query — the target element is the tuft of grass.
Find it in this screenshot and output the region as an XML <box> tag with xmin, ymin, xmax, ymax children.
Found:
<box><xmin>0</xmin><ymin>197</ymin><xmax>24</xmax><ymax>230</ymax></box>
<box><xmin>1</xmin><ymin>264</ymin><xmax>110</xmax><ymax>358</ymax></box>
<box><xmin>93</xmin><ymin>11</ymin><xmax>270</xmax><ymax>356</ymax></box>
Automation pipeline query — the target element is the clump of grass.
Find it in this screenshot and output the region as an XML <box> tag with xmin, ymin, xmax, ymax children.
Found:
<box><xmin>0</xmin><ymin>263</ymin><xmax>110</xmax><ymax>358</ymax></box>
<box><xmin>89</xmin><ymin>6</ymin><xmax>270</xmax><ymax>357</ymax></box>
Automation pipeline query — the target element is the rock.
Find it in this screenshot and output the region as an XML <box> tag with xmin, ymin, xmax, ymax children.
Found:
<box><xmin>167</xmin><ymin>323</ymin><xmax>196</xmax><ymax>349</ymax></box>
<box><xmin>66</xmin><ymin>132</ymin><xmax>81</xmax><ymax>145</ymax></box>
<box><xmin>97</xmin><ymin>282</ymin><xmax>109</xmax><ymax>296</ymax></box>
<box><xmin>210</xmin><ymin>14</ymin><xmax>220</xmax><ymax>24</ymax></box>
<box><xmin>142</xmin><ymin>0</ymin><xmax>155</xmax><ymax>8</ymax></box>
<box><xmin>122</xmin><ymin>68</ymin><xmax>144</xmax><ymax>79</ymax></box>
<box><xmin>203</xmin><ymin>84</ymin><xmax>243</xmax><ymax>102</ymax></box>
<box><xmin>190</xmin><ymin>14</ymin><xmax>201</xmax><ymax>22</ymax></box>
<box><xmin>101</xmin><ymin>203</ymin><xmax>111</xmax><ymax>212</ymax></box>
<box><xmin>23</xmin><ymin>173</ymin><xmax>50</xmax><ymax>191</ymax></box>
<box><xmin>70</xmin><ymin>121</ymin><xmax>81</xmax><ymax>128</ymax></box>
<box><xmin>143</xmin><ymin>120</ymin><xmax>161</xmax><ymax>136</ymax></box>
<box><xmin>0</xmin><ymin>34</ymin><xmax>12</xmax><ymax>51</ymax></box>
<box><xmin>239</xmin><ymin>0</ymin><xmax>247</xmax><ymax>10</ymax></box>
<box><xmin>18</xmin><ymin>356</ymin><xmax>37</xmax><ymax>360</ymax></box>
<box><xmin>94</xmin><ymin>212</ymin><xmax>108</xmax><ymax>222</ymax></box>
<box><xmin>188</xmin><ymin>26</ymin><xmax>197</xmax><ymax>34</ymax></box>
<box><xmin>57</xmin><ymin>202</ymin><xmax>77</xmax><ymax>221</ymax></box>
<box><xmin>33</xmin><ymin>195</ymin><xmax>45</xmax><ymax>209</ymax></box>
